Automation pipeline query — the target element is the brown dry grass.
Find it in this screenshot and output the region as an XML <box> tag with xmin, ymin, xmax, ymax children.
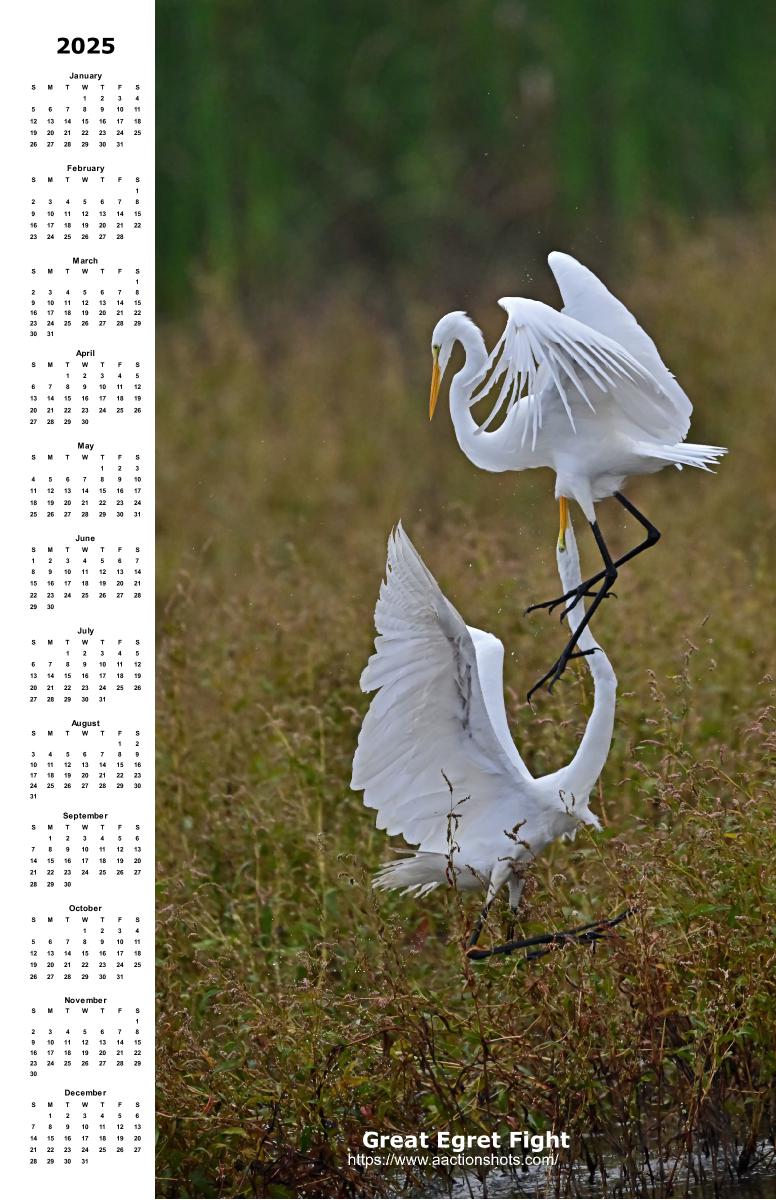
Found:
<box><xmin>157</xmin><ymin>220</ymin><xmax>776</xmax><ymax>1198</ymax></box>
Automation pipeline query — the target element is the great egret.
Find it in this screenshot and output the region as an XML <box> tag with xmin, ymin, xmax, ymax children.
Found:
<box><xmin>351</xmin><ymin>518</ymin><xmax>626</xmax><ymax>960</ymax></box>
<box><xmin>428</xmin><ymin>252</ymin><xmax>727</xmax><ymax>699</ymax></box>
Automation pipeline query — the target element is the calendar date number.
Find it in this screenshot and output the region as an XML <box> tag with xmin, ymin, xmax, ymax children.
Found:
<box><xmin>57</xmin><ymin>36</ymin><xmax>115</xmax><ymax>55</ymax></box>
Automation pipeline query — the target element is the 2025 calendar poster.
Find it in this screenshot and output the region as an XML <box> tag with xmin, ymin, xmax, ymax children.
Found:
<box><xmin>2</xmin><ymin>3</ymin><xmax>775</xmax><ymax>1199</ymax></box>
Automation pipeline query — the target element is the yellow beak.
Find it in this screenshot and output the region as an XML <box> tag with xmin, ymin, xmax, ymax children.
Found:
<box><xmin>429</xmin><ymin>351</ymin><xmax>441</xmax><ymax>420</ymax></box>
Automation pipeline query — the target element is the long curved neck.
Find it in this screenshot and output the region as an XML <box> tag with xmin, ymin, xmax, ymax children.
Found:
<box><xmin>448</xmin><ymin>325</ymin><xmax>488</xmax><ymax>447</ymax></box>
<box><xmin>556</xmin><ymin>523</ymin><xmax>618</xmax><ymax>800</ymax></box>
<box><xmin>563</xmin><ymin>652</ymin><xmax>617</xmax><ymax>797</ymax></box>
<box><xmin>447</xmin><ymin>323</ymin><xmax>538</xmax><ymax>472</ymax></box>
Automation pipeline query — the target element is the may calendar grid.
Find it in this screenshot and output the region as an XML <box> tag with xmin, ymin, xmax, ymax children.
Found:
<box><xmin>2</xmin><ymin>3</ymin><xmax>154</xmax><ymax>1195</ymax></box>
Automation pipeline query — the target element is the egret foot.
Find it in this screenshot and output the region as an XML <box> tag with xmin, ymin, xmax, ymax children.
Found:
<box><xmin>525</xmin><ymin>581</ymin><xmax>600</xmax><ymax>618</ymax></box>
<box><xmin>560</xmin><ymin>589</ymin><xmax>616</xmax><ymax>621</ymax></box>
<box><xmin>526</xmin><ymin>491</ymin><xmax>661</xmax><ymax>620</ymax></box>
<box><xmin>526</xmin><ymin>647</ymin><xmax>596</xmax><ymax>703</ymax></box>
<box><xmin>527</xmin><ymin>518</ymin><xmax>617</xmax><ymax>702</ymax></box>
<box><xmin>466</xmin><ymin>907</ymin><xmax>634</xmax><ymax>962</ymax></box>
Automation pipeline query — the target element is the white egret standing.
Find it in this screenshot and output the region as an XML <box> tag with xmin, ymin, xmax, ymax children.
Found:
<box><xmin>351</xmin><ymin>518</ymin><xmax>628</xmax><ymax>960</ymax></box>
<box><xmin>428</xmin><ymin>252</ymin><xmax>726</xmax><ymax>699</ymax></box>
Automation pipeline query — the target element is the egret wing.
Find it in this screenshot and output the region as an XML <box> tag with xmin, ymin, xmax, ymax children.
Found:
<box><xmin>351</xmin><ymin>524</ymin><xmax>534</xmax><ymax>857</ymax></box>
<box><xmin>548</xmin><ymin>251</ymin><xmax>691</xmax><ymax>441</ymax></box>
<box><xmin>473</xmin><ymin>293</ymin><xmax>686</xmax><ymax>448</ymax></box>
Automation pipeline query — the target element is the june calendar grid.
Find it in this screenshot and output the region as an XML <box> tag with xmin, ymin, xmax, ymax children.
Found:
<box><xmin>1</xmin><ymin>3</ymin><xmax>154</xmax><ymax>1196</ymax></box>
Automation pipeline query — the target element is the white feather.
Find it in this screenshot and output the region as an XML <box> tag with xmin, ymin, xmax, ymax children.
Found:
<box><xmin>352</xmin><ymin>521</ymin><xmax>617</xmax><ymax>898</ymax></box>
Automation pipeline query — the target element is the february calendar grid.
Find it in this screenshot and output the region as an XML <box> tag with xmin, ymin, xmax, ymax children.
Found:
<box><xmin>2</xmin><ymin>3</ymin><xmax>154</xmax><ymax>1195</ymax></box>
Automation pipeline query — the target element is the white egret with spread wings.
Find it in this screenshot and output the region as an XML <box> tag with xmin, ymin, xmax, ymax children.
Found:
<box><xmin>428</xmin><ymin>252</ymin><xmax>726</xmax><ymax>699</ymax></box>
<box><xmin>351</xmin><ymin>520</ymin><xmax>627</xmax><ymax>960</ymax></box>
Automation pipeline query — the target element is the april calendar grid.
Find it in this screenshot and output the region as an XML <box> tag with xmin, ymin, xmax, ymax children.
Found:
<box><xmin>1</xmin><ymin>3</ymin><xmax>154</xmax><ymax>1195</ymax></box>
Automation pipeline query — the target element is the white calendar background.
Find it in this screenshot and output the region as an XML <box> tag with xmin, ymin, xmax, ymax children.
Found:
<box><xmin>1</xmin><ymin>2</ymin><xmax>154</xmax><ymax>1195</ymax></box>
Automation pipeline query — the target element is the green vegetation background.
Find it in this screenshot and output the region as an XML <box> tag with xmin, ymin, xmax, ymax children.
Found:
<box><xmin>157</xmin><ymin>0</ymin><xmax>776</xmax><ymax>310</ymax></box>
<box><xmin>156</xmin><ymin>4</ymin><xmax>776</xmax><ymax>1197</ymax></box>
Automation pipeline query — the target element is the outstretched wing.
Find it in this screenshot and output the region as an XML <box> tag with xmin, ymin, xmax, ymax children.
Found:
<box><xmin>548</xmin><ymin>251</ymin><xmax>691</xmax><ymax>442</ymax></box>
<box><xmin>351</xmin><ymin>524</ymin><xmax>533</xmax><ymax>858</ymax></box>
<box><xmin>471</xmin><ymin>265</ymin><xmax>689</xmax><ymax>449</ymax></box>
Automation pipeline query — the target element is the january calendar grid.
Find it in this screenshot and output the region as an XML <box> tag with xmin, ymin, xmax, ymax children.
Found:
<box><xmin>2</xmin><ymin>3</ymin><xmax>153</xmax><ymax>1195</ymax></box>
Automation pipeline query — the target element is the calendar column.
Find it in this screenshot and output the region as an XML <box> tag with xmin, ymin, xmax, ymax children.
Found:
<box><xmin>1</xmin><ymin>4</ymin><xmax>154</xmax><ymax>1196</ymax></box>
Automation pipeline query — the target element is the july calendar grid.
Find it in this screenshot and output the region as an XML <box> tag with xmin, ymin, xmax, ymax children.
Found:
<box><xmin>2</xmin><ymin>3</ymin><xmax>154</xmax><ymax>1195</ymax></box>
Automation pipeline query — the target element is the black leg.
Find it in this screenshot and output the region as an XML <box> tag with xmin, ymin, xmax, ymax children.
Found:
<box><xmin>467</xmin><ymin>899</ymin><xmax>492</xmax><ymax>949</ymax></box>
<box><xmin>610</xmin><ymin>490</ymin><xmax>661</xmax><ymax>563</ymax></box>
<box><xmin>555</xmin><ymin>492</ymin><xmax>660</xmax><ymax>618</ymax></box>
<box><xmin>468</xmin><ymin>900</ymin><xmax>528</xmax><ymax>957</ymax></box>
<box><xmin>526</xmin><ymin>492</ymin><xmax>661</xmax><ymax>618</ymax></box>
<box><xmin>526</xmin><ymin>520</ymin><xmax>616</xmax><ymax>701</ymax></box>
<box><xmin>466</xmin><ymin>907</ymin><xmax>634</xmax><ymax>962</ymax></box>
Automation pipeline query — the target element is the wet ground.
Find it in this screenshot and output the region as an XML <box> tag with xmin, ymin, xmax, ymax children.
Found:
<box><xmin>409</xmin><ymin>1143</ymin><xmax>776</xmax><ymax>1199</ymax></box>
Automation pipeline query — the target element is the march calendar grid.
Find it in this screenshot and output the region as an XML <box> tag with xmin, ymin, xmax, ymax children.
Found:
<box><xmin>2</xmin><ymin>3</ymin><xmax>154</xmax><ymax>1195</ymax></box>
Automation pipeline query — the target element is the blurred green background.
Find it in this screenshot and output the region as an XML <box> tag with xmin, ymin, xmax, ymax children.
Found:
<box><xmin>157</xmin><ymin>0</ymin><xmax>776</xmax><ymax>311</ymax></box>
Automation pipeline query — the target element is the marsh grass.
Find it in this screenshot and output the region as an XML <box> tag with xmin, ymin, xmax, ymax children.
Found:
<box><xmin>157</xmin><ymin>221</ymin><xmax>776</xmax><ymax>1197</ymax></box>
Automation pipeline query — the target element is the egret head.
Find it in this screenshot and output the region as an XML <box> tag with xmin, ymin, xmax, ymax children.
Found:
<box><xmin>429</xmin><ymin>311</ymin><xmax>468</xmax><ymax>419</ymax></box>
